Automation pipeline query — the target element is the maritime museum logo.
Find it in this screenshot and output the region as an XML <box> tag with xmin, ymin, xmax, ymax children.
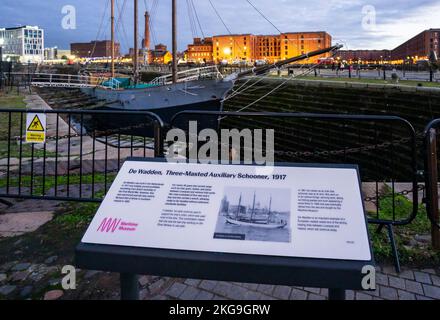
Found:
<box><xmin>166</xmin><ymin>121</ymin><xmax>275</xmax><ymax>166</ymax></box>
<box><xmin>96</xmin><ymin>217</ymin><xmax>139</xmax><ymax>233</ymax></box>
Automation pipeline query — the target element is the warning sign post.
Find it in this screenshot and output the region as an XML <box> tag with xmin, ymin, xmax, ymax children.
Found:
<box><xmin>26</xmin><ymin>113</ymin><xmax>46</xmax><ymax>143</ymax></box>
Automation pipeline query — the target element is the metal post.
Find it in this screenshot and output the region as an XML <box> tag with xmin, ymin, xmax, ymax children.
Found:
<box><xmin>426</xmin><ymin>128</ymin><xmax>440</xmax><ymax>250</ymax></box>
<box><xmin>27</xmin><ymin>61</ymin><xmax>31</xmax><ymax>91</ymax></box>
<box><xmin>328</xmin><ymin>288</ymin><xmax>345</xmax><ymax>300</ymax></box>
<box><xmin>383</xmin><ymin>66</ymin><xmax>386</xmax><ymax>81</ymax></box>
<box><xmin>430</xmin><ymin>68</ymin><xmax>434</xmax><ymax>82</ymax></box>
<box><xmin>387</xmin><ymin>224</ymin><xmax>401</xmax><ymax>272</ymax></box>
<box><xmin>172</xmin><ymin>0</ymin><xmax>178</xmax><ymax>83</ymax></box>
<box><xmin>154</xmin><ymin>120</ymin><xmax>164</xmax><ymax>158</ymax></box>
<box><xmin>8</xmin><ymin>61</ymin><xmax>12</xmax><ymax>87</ymax></box>
<box><xmin>120</xmin><ymin>273</ymin><xmax>139</xmax><ymax>300</ymax></box>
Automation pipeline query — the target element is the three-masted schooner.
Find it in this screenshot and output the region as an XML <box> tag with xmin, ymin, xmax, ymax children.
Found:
<box><xmin>82</xmin><ymin>0</ymin><xmax>342</xmax><ymax>136</ymax></box>
<box><xmin>226</xmin><ymin>193</ymin><xmax>287</xmax><ymax>229</ymax></box>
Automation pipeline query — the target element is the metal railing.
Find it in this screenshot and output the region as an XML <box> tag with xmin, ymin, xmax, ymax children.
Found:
<box><xmin>150</xmin><ymin>66</ymin><xmax>223</xmax><ymax>86</ymax></box>
<box><xmin>170</xmin><ymin>111</ymin><xmax>420</xmax><ymax>272</ymax></box>
<box><xmin>0</xmin><ymin>109</ymin><xmax>164</xmax><ymax>203</ymax></box>
<box><xmin>0</xmin><ymin>107</ymin><xmax>435</xmax><ymax>272</ymax></box>
<box><xmin>29</xmin><ymin>73</ymin><xmax>106</xmax><ymax>88</ymax></box>
<box><xmin>171</xmin><ymin>111</ymin><xmax>419</xmax><ymax>224</ymax></box>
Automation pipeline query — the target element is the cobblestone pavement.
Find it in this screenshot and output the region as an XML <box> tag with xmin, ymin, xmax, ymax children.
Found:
<box><xmin>1</xmin><ymin>256</ymin><xmax>440</xmax><ymax>300</ymax></box>
<box><xmin>138</xmin><ymin>265</ymin><xmax>440</xmax><ymax>300</ymax></box>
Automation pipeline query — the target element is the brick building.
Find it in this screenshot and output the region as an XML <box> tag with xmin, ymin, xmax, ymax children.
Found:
<box><xmin>149</xmin><ymin>44</ymin><xmax>172</xmax><ymax>65</ymax></box>
<box><xmin>187</xmin><ymin>37</ymin><xmax>214</xmax><ymax>63</ymax></box>
<box><xmin>272</xmin><ymin>32</ymin><xmax>332</xmax><ymax>62</ymax></box>
<box><xmin>212</xmin><ymin>34</ymin><xmax>256</xmax><ymax>64</ymax></box>
<box><xmin>70</xmin><ymin>40</ymin><xmax>121</xmax><ymax>58</ymax></box>
<box><xmin>392</xmin><ymin>29</ymin><xmax>440</xmax><ymax>61</ymax></box>
<box><xmin>207</xmin><ymin>32</ymin><xmax>332</xmax><ymax>64</ymax></box>
<box><xmin>336</xmin><ymin>50</ymin><xmax>392</xmax><ymax>63</ymax></box>
<box><xmin>335</xmin><ymin>29</ymin><xmax>440</xmax><ymax>63</ymax></box>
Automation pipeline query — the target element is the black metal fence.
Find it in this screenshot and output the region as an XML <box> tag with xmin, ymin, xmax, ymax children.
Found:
<box><xmin>0</xmin><ymin>109</ymin><xmax>163</xmax><ymax>203</ymax></box>
<box><xmin>170</xmin><ymin>111</ymin><xmax>423</xmax><ymax>272</ymax></box>
<box><xmin>1</xmin><ymin>107</ymin><xmax>440</xmax><ymax>271</ymax></box>
<box><xmin>171</xmin><ymin>111</ymin><xmax>419</xmax><ymax>224</ymax></box>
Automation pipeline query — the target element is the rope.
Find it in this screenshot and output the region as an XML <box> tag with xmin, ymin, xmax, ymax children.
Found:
<box><xmin>149</xmin><ymin>0</ymin><xmax>159</xmax><ymax>46</ymax></box>
<box><xmin>244</xmin><ymin>0</ymin><xmax>335</xmax><ymax>47</ymax></box>
<box><xmin>219</xmin><ymin>48</ymin><xmax>340</xmax><ymax>119</ymax></box>
<box><xmin>208</xmin><ymin>0</ymin><xmax>245</xmax><ymax>55</ymax></box>
<box><xmin>190</xmin><ymin>0</ymin><xmax>206</xmax><ymax>39</ymax></box>
<box><xmin>244</xmin><ymin>0</ymin><xmax>283</xmax><ymax>34</ymax></box>
<box><xmin>116</xmin><ymin>0</ymin><xmax>131</xmax><ymax>57</ymax></box>
<box><xmin>89</xmin><ymin>0</ymin><xmax>110</xmax><ymax>58</ymax></box>
<box><xmin>186</xmin><ymin>0</ymin><xmax>198</xmax><ymax>39</ymax></box>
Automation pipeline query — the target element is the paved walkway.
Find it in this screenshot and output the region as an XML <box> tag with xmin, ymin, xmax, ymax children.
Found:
<box><xmin>139</xmin><ymin>265</ymin><xmax>440</xmax><ymax>300</ymax></box>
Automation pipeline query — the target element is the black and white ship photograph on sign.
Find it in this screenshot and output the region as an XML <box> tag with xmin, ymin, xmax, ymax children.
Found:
<box><xmin>213</xmin><ymin>187</ymin><xmax>291</xmax><ymax>243</ymax></box>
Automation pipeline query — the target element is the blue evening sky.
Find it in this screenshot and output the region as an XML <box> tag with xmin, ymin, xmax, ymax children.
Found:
<box><xmin>1</xmin><ymin>0</ymin><xmax>439</xmax><ymax>53</ymax></box>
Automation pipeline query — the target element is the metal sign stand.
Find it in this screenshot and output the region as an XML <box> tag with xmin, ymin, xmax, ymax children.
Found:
<box><xmin>75</xmin><ymin>159</ymin><xmax>374</xmax><ymax>301</ymax></box>
<box><xmin>76</xmin><ymin>242</ymin><xmax>374</xmax><ymax>301</ymax></box>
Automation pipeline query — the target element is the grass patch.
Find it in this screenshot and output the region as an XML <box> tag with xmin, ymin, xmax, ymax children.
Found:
<box><xmin>55</xmin><ymin>201</ymin><xmax>101</xmax><ymax>227</ymax></box>
<box><xmin>0</xmin><ymin>92</ymin><xmax>27</xmax><ymax>141</ymax></box>
<box><xmin>0</xmin><ymin>140</ymin><xmax>58</xmax><ymax>158</ymax></box>
<box><xmin>368</xmin><ymin>190</ymin><xmax>440</xmax><ymax>266</ymax></box>
<box><xmin>0</xmin><ymin>91</ymin><xmax>26</xmax><ymax>109</ymax></box>
<box><xmin>0</xmin><ymin>173</ymin><xmax>117</xmax><ymax>197</ymax></box>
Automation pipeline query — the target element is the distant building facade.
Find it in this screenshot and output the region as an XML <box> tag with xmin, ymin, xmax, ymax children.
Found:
<box><xmin>44</xmin><ymin>47</ymin><xmax>58</xmax><ymax>60</ymax></box>
<box><xmin>44</xmin><ymin>48</ymin><xmax>73</xmax><ymax>61</ymax></box>
<box><xmin>187</xmin><ymin>37</ymin><xmax>214</xmax><ymax>63</ymax></box>
<box><xmin>335</xmin><ymin>29</ymin><xmax>440</xmax><ymax>64</ymax></box>
<box><xmin>0</xmin><ymin>25</ymin><xmax>44</xmax><ymax>63</ymax></box>
<box><xmin>70</xmin><ymin>40</ymin><xmax>121</xmax><ymax>58</ymax></box>
<box><xmin>149</xmin><ymin>44</ymin><xmax>172</xmax><ymax>64</ymax></box>
<box><xmin>257</xmin><ymin>32</ymin><xmax>332</xmax><ymax>63</ymax></box>
<box><xmin>212</xmin><ymin>34</ymin><xmax>256</xmax><ymax>63</ymax></box>
<box><xmin>336</xmin><ymin>50</ymin><xmax>392</xmax><ymax>63</ymax></box>
<box><xmin>392</xmin><ymin>29</ymin><xmax>440</xmax><ymax>61</ymax></box>
<box><xmin>208</xmin><ymin>32</ymin><xmax>331</xmax><ymax>64</ymax></box>
<box><xmin>57</xmin><ymin>49</ymin><xmax>73</xmax><ymax>59</ymax></box>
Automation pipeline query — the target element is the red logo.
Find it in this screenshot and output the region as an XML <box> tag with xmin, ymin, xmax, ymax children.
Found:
<box><xmin>97</xmin><ymin>218</ymin><xmax>122</xmax><ymax>233</ymax></box>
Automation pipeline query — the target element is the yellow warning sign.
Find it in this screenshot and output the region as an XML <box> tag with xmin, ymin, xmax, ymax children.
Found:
<box><xmin>26</xmin><ymin>113</ymin><xmax>46</xmax><ymax>144</ymax></box>
<box><xmin>27</xmin><ymin>115</ymin><xmax>45</xmax><ymax>132</ymax></box>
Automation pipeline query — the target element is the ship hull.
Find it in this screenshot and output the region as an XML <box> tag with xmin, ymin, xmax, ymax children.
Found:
<box><xmin>83</xmin><ymin>99</ymin><xmax>224</xmax><ymax>137</ymax></box>
<box><xmin>225</xmin><ymin>217</ymin><xmax>287</xmax><ymax>229</ymax></box>
<box><xmin>80</xmin><ymin>78</ymin><xmax>233</xmax><ymax>137</ymax></box>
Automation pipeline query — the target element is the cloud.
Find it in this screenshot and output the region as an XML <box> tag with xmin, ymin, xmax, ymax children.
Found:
<box><xmin>1</xmin><ymin>0</ymin><xmax>438</xmax><ymax>52</ymax></box>
<box><xmin>359</xmin><ymin>1</ymin><xmax>440</xmax><ymax>49</ymax></box>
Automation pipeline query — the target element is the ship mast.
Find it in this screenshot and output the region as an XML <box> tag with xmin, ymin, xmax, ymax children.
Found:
<box><xmin>267</xmin><ymin>196</ymin><xmax>272</xmax><ymax>224</ymax></box>
<box><xmin>111</xmin><ymin>0</ymin><xmax>115</xmax><ymax>79</ymax></box>
<box><xmin>236</xmin><ymin>194</ymin><xmax>242</xmax><ymax>219</ymax></box>
<box><xmin>172</xmin><ymin>0</ymin><xmax>178</xmax><ymax>83</ymax></box>
<box><xmin>134</xmin><ymin>0</ymin><xmax>139</xmax><ymax>83</ymax></box>
<box><xmin>250</xmin><ymin>191</ymin><xmax>256</xmax><ymax>222</ymax></box>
